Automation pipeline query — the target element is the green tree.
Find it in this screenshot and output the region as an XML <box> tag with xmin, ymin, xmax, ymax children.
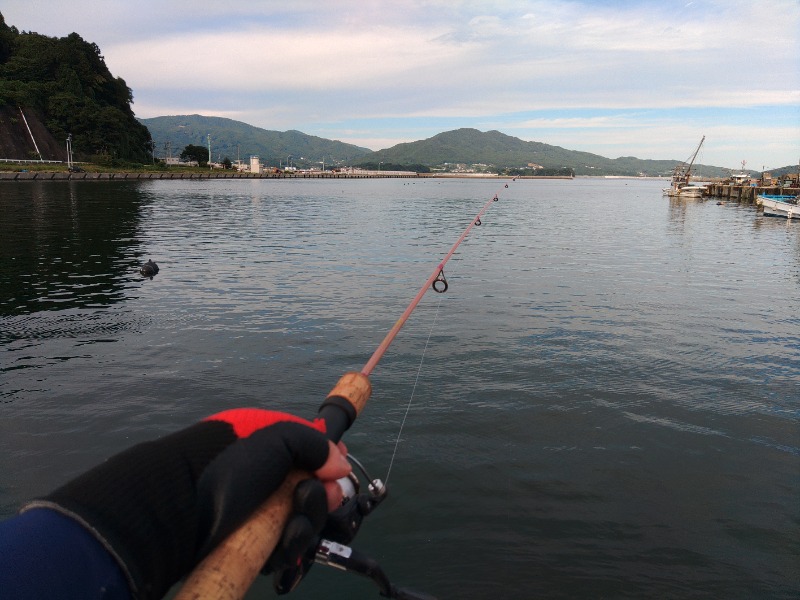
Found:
<box><xmin>180</xmin><ymin>144</ymin><xmax>208</xmax><ymax>166</ymax></box>
<box><xmin>0</xmin><ymin>12</ymin><xmax>152</xmax><ymax>162</ymax></box>
<box><xmin>0</xmin><ymin>12</ymin><xmax>17</xmax><ymax>64</ymax></box>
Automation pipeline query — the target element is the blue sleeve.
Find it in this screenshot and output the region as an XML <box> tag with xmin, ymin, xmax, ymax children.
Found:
<box><xmin>0</xmin><ymin>508</ymin><xmax>131</xmax><ymax>600</ymax></box>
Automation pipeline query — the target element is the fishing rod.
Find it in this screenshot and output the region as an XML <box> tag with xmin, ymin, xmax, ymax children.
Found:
<box><xmin>361</xmin><ymin>189</ymin><xmax>501</xmax><ymax>377</ymax></box>
<box><xmin>176</xmin><ymin>183</ymin><xmax>509</xmax><ymax>600</ymax></box>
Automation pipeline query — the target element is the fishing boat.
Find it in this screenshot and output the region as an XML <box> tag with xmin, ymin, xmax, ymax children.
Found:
<box><xmin>663</xmin><ymin>136</ymin><xmax>707</xmax><ymax>198</ymax></box>
<box><xmin>757</xmin><ymin>194</ymin><xmax>800</xmax><ymax>219</ymax></box>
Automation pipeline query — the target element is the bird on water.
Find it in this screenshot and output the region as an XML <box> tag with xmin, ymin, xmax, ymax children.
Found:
<box><xmin>140</xmin><ymin>259</ymin><xmax>159</xmax><ymax>279</ymax></box>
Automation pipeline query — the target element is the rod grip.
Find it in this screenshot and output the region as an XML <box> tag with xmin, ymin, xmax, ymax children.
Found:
<box><xmin>322</xmin><ymin>372</ymin><xmax>372</xmax><ymax>439</ymax></box>
<box><xmin>327</xmin><ymin>371</ymin><xmax>371</xmax><ymax>414</ymax></box>
<box><xmin>175</xmin><ymin>372</ymin><xmax>372</xmax><ymax>599</ymax></box>
<box><xmin>175</xmin><ymin>470</ymin><xmax>305</xmax><ymax>600</ymax></box>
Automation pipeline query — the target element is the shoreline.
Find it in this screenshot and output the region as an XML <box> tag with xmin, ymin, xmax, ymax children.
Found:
<box><xmin>0</xmin><ymin>171</ymin><xmax>577</xmax><ymax>181</ymax></box>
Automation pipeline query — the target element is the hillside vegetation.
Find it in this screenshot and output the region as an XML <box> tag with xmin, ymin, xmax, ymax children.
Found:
<box><xmin>140</xmin><ymin>115</ymin><xmax>371</xmax><ymax>168</ymax></box>
<box><xmin>141</xmin><ymin>117</ymin><xmax>738</xmax><ymax>177</ymax></box>
<box><xmin>358</xmin><ymin>128</ymin><xmax>733</xmax><ymax>177</ymax></box>
<box><xmin>0</xmin><ymin>11</ymin><xmax>151</xmax><ymax>164</ymax></box>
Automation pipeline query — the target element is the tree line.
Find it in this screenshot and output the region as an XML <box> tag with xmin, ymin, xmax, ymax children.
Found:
<box><xmin>0</xmin><ymin>12</ymin><xmax>152</xmax><ymax>164</ymax></box>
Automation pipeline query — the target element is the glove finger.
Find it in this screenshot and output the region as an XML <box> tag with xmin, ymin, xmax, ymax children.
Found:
<box><xmin>196</xmin><ymin>422</ymin><xmax>330</xmax><ymax>560</ymax></box>
<box><xmin>293</xmin><ymin>478</ymin><xmax>329</xmax><ymax>533</ymax></box>
<box><xmin>262</xmin><ymin>479</ymin><xmax>328</xmax><ymax>575</ymax></box>
<box><xmin>263</xmin><ymin>514</ymin><xmax>315</xmax><ymax>574</ymax></box>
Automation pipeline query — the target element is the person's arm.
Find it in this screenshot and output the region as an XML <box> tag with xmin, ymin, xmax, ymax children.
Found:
<box><xmin>0</xmin><ymin>507</ymin><xmax>131</xmax><ymax>599</ymax></box>
<box><xmin>0</xmin><ymin>409</ymin><xmax>351</xmax><ymax>600</ymax></box>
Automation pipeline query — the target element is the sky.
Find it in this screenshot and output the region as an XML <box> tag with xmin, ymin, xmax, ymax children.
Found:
<box><xmin>4</xmin><ymin>0</ymin><xmax>799</xmax><ymax>169</ymax></box>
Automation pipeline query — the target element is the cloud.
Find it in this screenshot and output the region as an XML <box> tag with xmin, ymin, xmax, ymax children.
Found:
<box><xmin>108</xmin><ymin>24</ymin><xmax>460</xmax><ymax>93</ymax></box>
<box><xmin>2</xmin><ymin>0</ymin><xmax>799</xmax><ymax>166</ymax></box>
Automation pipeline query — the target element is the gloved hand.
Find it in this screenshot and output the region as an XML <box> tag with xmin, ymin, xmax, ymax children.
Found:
<box><xmin>22</xmin><ymin>409</ymin><xmax>351</xmax><ymax>600</ymax></box>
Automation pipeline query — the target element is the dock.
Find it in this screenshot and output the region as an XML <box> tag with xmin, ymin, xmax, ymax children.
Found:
<box><xmin>702</xmin><ymin>183</ymin><xmax>796</xmax><ymax>203</ymax></box>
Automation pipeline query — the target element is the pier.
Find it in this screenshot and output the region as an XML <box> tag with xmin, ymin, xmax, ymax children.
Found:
<box><xmin>703</xmin><ymin>183</ymin><xmax>798</xmax><ymax>203</ymax></box>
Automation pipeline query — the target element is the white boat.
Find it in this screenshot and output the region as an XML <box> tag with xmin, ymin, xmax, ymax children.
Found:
<box><xmin>664</xmin><ymin>183</ymin><xmax>705</xmax><ymax>197</ymax></box>
<box><xmin>663</xmin><ymin>136</ymin><xmax>706</xmax><ymax>197</ymax></box>
<box><xmin>757</xmin><ymin>194</ymin><xmax>800</xmax><ymax>219</ymax></box>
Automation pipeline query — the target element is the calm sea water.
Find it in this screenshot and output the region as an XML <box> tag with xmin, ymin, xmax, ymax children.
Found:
<box><xmin>1</xmin><ymin>178</ymin><xmax>798</xmax><ymax>599</ymax></box>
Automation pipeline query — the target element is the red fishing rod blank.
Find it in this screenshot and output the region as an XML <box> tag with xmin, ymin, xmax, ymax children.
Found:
<box><xmin>360</xmin><ymin>189</ymin><xmax>503</xmax><ymax>377</ymax></box>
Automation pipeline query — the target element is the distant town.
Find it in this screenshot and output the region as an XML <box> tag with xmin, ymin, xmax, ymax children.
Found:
<box><xmin>167</xmin><ymin>153</ymin><xmax>554</xmax><ymax>177</ymax></box>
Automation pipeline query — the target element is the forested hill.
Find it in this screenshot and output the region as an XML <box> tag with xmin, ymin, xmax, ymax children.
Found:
<box><xmin>360</xmin><ymin>128</ymin><xmax>732</xmax><ymax>178</ymax></box>
<box><xmin>140</xmin><ymin>115</ymin><xmax>371</xmax><ymax>168</ymax></box>
<box><xmin>0</xmin><ymin>12</ymin><xmax>151</xmax><ymax>163</ymax></box>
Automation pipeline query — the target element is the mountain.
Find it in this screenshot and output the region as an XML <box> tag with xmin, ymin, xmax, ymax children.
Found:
<box><xmin>769</xmin><ymin>164</ymin><xmax>799</xmax><ymax>177</ymax></box>
<box><xmin>140</xmin><ymin>119</ymin><xmax>734</xmax><ymax>177</ymax></box>
<box><xmin>358</xmin><ymin>128</ymin><xmax>733</xmax><ymax>177</ymax></box>
<box><xmin>0</xmin><ymin>11</ymin><xmax>151</xmax><ymax>163</ymax></box>
<box><xmin>139</xmin><ymin>115</ymin><xmax>371</xmax><ymax>168</ymax></box>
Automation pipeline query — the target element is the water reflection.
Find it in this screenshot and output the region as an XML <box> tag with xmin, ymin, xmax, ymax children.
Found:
<box><xmin>1</xmin><ymin>182</ymin><xmax>153</xmax><ymax>402</ymax></box>
<box><xmin>0</xmin><ymin>181</ymin><xmax>149</xmax><ymax>316</ymax></box>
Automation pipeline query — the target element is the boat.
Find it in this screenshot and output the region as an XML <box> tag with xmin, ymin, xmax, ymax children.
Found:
<box><xmin>663</xmin><ymin>136</ymin><xmax>707</xmax><ymax>197</ymax></box>
<box><xmin>729</xmin><ymin>161</ymin><xmax>751</xmax><ymax>186</ymax></box>
<box><xmin>757</xmin><ymin>194</ymin><xmax>800</xmax><ymax>219</ymax></box>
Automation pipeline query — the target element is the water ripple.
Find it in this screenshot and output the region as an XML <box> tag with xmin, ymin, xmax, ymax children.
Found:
<box><xmin>1</xmin><ymin>179</ymin><xmax>798</xmax><ymax>599</ymax></box>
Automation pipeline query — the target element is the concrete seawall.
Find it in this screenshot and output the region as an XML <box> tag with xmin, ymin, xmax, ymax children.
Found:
<box><xmin>0</xmin><ymin>171</ymin><xmax>577</xmax><ymax>182</ymax></box>
<box><xmin>0</xmin><ymin>171</ymin><xmax>421</xmax><ymax>181</ymax></box>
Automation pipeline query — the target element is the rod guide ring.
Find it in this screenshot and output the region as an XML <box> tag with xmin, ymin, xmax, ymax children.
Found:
<box><xmin>432</xmin><ymin>270</ymin><xmax>448</xmax><ymax>293</ymax></box>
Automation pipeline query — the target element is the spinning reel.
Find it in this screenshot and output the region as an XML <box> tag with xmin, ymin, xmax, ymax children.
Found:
<box><xmin>273</xmin><ymin>455</ymin><xmax>435</xmax><ymax>600</ymax></box>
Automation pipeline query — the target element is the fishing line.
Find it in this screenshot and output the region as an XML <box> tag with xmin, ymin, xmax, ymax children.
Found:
<box><xmin>360</xmin><ymin>186</ymin><xmax>506</xmax><ymax>377</ymax></box>
<box><xmin>375</xmin><ymin>182</ymin><xmax>514</xmax><ymax>484</ymax></box>
<box><xmin>384</xmin><ymin>275</ymin><xmax>445</xmax><ymax>486</ymax></box>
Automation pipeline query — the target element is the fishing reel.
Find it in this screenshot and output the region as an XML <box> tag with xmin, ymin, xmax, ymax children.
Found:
<box><xmin>273</xmin><ymin>455</ymin><xmax>436</xmax><ymax>600</ymax></box>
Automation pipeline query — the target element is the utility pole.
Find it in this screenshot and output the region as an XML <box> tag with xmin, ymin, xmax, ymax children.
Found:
<box><xmin>208</xmin><ymin>134</ymin><xmax>212</xmax><ymax>170</ymax></box>
<box><xmin>66</xmin><ymin>134</ymin><xmax>73</xmax><ymax>170</ymax></box>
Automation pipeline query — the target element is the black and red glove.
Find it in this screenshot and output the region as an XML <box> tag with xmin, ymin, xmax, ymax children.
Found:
<box><xmin>22</xmin><ymin>409</ymin><xmax>346</xmax><ymax>600</ymax></box>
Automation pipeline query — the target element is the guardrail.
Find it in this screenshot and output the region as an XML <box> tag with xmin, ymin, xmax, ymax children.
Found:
<box><xmin>0</xmin><ymin>171</ymin><xmax>422</xmax><ymax>181</ymax></box>
<box><xmin>0</xmin><ymin>158</ymin><xmax>63</xmax><ymax>164</ymax></box>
